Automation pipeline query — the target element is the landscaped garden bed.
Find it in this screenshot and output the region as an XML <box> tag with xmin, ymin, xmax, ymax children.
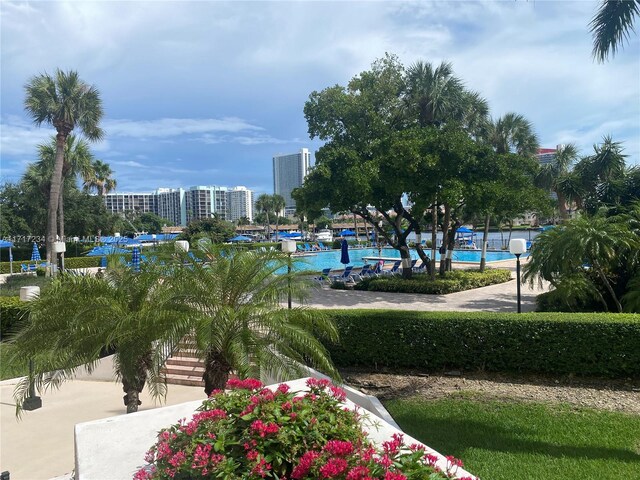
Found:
<box><xmin>353</xmin><ymin>269</ymin><xmax>512</xmax><ymax>294</ymax></box>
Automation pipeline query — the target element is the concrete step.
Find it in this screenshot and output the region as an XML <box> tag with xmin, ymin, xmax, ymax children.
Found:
<box><xmin>162</xmin><ymin>363</ymin><xmax>205</xmax><ymax>376</ymax></box>
<box><xmin>165</xmin><ymin>357</ymin><xmax>204</xmax><ymax>368</ymax></box>
<box><xmin>165</xmin><ymin>373</ymin><xmax>205</xmax><ymax>387</ymax></box>
<box><xmin>171</xmin><ymin>348</ymin><xmax>200</xmax><ymax>359</ymax></box>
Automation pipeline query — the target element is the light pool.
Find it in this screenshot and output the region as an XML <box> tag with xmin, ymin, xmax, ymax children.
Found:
<box><xmin>291</xmin><ymin>248</ymin><xmax>527</xmax><ymax>272</ymax></box>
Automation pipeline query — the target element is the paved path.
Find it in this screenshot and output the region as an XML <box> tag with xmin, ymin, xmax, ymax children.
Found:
<box><xmin>297</xmin><ymin>260</ymin><xmax>548</xmax><ymax>313</ymax></box>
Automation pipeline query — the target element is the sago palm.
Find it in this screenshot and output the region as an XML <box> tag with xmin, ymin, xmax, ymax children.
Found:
<box><xmin>24</xmin><ymin>69</ymin><xmax>104</xmax><ymax>266</ymax></box>
<box><xmin>171</xmin><ymin>244</ymin><xmax>340</xmax><ymax>395</ymax></box>
<box><xmin>9</xmin><ymin>263</ymin><xmax>188</xmax><ymax>413</ymax></box>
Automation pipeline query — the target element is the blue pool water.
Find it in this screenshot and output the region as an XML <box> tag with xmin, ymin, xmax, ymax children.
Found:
<box><xmin>291</xmin><ymin>248</ymin><xmax>527</xmax><ymax>272</ymax></box>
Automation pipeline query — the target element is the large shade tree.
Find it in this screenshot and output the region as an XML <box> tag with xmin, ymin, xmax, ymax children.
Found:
<box><xmin>24</xmin><ymin>69</ymin><xmax>104</xmax><ymax>267</ymax></box>
<box><xmin>172</xmin><ymin>244</ymin><xmax>340</xmax><ymax>395</ymax></box>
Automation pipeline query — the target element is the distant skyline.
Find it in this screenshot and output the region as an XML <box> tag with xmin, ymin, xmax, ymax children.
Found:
<box><xmin>1</xmin><ymin>1</ymin><xmax>639</xmax><ymax>195</ymax></box>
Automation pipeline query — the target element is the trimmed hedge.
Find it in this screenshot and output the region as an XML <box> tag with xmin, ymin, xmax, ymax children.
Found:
<box><xmin>0</xmin><ymin>297</ymin><xmax>28</xmax><ymax>340</ymax></box>
<box><xmin>322</xmin><ymin>310</ymin><xmax>640</xmax><ymax>378</ymax></box>
<box><xmin>0</xmin><ymin>256</ymin><xmax>103</xmax><ymax>273</ymax></box>
<box><xmin>354</xmin><ymin>269</ymin><xmax>512</xmax><ymax>295</ymax></box>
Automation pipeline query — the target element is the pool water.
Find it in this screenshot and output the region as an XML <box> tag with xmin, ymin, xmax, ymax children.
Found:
<box><xmin>291</xmin><ymin>248</ymin><xmax>527</xmax><ymax>272</ymax></box>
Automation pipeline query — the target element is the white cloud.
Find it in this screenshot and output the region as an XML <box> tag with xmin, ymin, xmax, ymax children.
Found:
<box><xmin>104</xmin><ymin>117</ymin><xmax>263</xmax><ymax>139</ymax></box>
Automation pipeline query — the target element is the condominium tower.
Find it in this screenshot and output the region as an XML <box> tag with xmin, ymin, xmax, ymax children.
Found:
<box><xmin>227</xmin><ymin>186</ymin><xmax>254</xmax><ymax>222</ymax></box>
<box><xmin>272</xmin><ymin>148</ymin><xmax>310</xmax><ymax>215</ymax></box>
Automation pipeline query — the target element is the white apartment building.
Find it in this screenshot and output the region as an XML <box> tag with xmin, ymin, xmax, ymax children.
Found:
<box><xmin>227</xmin><ymin>186</ymin><xmax>254</xmax><ymax>222</ymax></box>
<box><xmin>156</xmin><ymin>188</ymin><xmax>187</xmax><ymax>227</ymax></box>
<box><xmin>185</xmin><ymin>186</ymin><xmax>228</xmax><ymax>223</ymax></box>
<box><xmin>104</xmin><ymin>192</ymin><xmax>156</xmax><ymax>215</ymax></box>
<box><xmin>272</xmin><ymin>148</ymin><xmax>310</xmax><ymax>215</ymax></box>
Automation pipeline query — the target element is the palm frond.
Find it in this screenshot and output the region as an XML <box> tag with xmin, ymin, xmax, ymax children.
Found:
<box><xmin>590</xmin><ymin>0</ymin><xmax>640</xmax><ymax>62</ymax></box>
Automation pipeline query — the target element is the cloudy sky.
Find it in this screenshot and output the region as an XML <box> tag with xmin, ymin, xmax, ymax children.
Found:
<box><xmin>1</xmin><ymin>0</ymin><xmax>638</xmax><ymax>195</ymax></box>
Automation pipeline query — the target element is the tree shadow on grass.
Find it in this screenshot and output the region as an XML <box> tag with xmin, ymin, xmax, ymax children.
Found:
<box><xmin>392</xmin><ymin>414</ymin><xmax>640</xmax><ymax>464</ymax></box>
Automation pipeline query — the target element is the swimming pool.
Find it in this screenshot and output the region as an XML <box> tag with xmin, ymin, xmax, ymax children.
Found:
<box><xmin>291</xmin><ymin>248</ymin><xmax>527</xmax><ymax>272</ymax></box>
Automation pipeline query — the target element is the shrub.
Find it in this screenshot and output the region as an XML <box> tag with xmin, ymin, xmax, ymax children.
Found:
<box><xmin>321</xmin><ymin>310</ymin><xmax>640</xmax><ymax>378</ymax></box>
<box><xmin>64</xmin><ymin>257</ymin><xmax>101</xmax><ymax>269</ymax></box>
<box><xmin>354</xmin><ymin>269</ymin><xmax>511</xmax><ymax>295</ymax></box>
<box><xmin>136</xmin><ymin>378</ymin><xmax>469</xmax><ymax>480</ymax></box>
<box><xmin>0</xmin><ymin>297</ymin><xmax>28</xmax><ymax>340</ymax></box>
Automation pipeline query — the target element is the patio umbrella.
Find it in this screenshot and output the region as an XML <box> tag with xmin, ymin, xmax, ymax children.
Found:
<box><xmin>85</xmin><ymin>245</ymin><xmax>129</xmax><ymax>256</ymax></box>
<box><xmin>340</xmin><ymin>239</ymin><xmax>350</xmax><ymax>265</ymax></box>
<box><xmin>131</xmin><ymin>246</ymin><xmax>141</xmax><ymax>273</ymax></box>
<box><xmin>229</xmin><ymin>235</ymin><xmax>252</xmax><ymax>242</ymax></box>
<box><xmin>457</xmin><ymin>227</ymin><xmax>473</xmax><ymax>233</ymax></box>
<box><xmin>31</xmin><ymin>242</ymin><xmax>41</xmax><ymax>262</ymax></box>
<box><xmin>339</xmin><ymin>229</ymin><xmax>356</xmax><ymax>237</ymax></box>
<box><xmin>0</xmin><ymin>240</ymin><xmax>14</xmax><ymax>274</ymax></box>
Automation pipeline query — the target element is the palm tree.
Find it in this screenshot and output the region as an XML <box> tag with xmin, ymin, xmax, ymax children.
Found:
<box><xmin>536</xmin><ymin>144</ymin><xmax>580</xmax><ymax>220</ymax></box>
<box><xmin>24</xmin><ymin>69</ymin><xmax>104</xmax><ymax>267</ymax></box>
<box><xmin>255</xmin><ymin>194</ymin><xmax>274</xmax><ymax>240</ymax></box>
<box><xmin>172</xmin><ymin>244</ymin><xmax>340</xmax><ymax>395</ymax></box>
<box><xmin>37</xmin><ymin>135</ymin><xmax>95</xmax><ymax>243</ymax></box>
<box><xmin>9</xmin><ymin>263</ymin><xmax>188</xmax><ymax>413</ymax></box>
<box><xmin>272</xmin><ymin>194</ymin><xmax>286</xmax><ymax>242</ymax></box>
<box><xmin>590</xmin><ymin>0</ymin><xmax>640</xmax><ymax>62</ymax></box>
<box><xmin>523</xmin><ymin>213</ymin><xmax>639</xmax><ymax>312</ymax></box>
<box><xmin>479</xmin><ymin>113</ymin><xmax>539</xmax><ymax>271</ymax></box>
<box><xmin>83</xmin><ymin>159</ymin><xmax>117</xmax><ymax>196</ymax></box>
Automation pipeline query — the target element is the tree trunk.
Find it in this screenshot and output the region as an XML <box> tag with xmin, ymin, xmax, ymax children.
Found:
<box><xmin>439</xmin><ymin>204</ymin><xmax>451</xmax><ymax>276</ymax></box>
<box><xmin>353</xmin><ymin>213</ymin><xmax>358</xmax><ymax>244</ymax></box>
<box><xmin>46</xmin><ymin>131</ymin><xmax>67</xmax><ymax>269</ymax></box>
<box><xmin>58</xmin><ymin>189</ymin><xmax>65</xmax><ymax>269</ymax></box>
<box><xmin>479</xmin><ymin>214</ymin><xmax>490</xmax><ymax>272</ymax></box>
<box><xmin>265</xmin><ymin>213</ymin><xmax>270</xmax><ymax>241</ymax></box>
<box><xmin>121</xmin><ymin>353</ymin><xmax>151</xmax><ymax>414</ymax></box>
<box><xmin>399</xmin><ymin>244</ymin><xmax>412</xmax><ymax>279</ymax></box>
<box><xmin>430</xmin><ymin>204</ymin><xmax>437</xmax><ymax>280</ymax></box>
<box><xmin>275</xmin><ymin>217</ymin><xmax>279</xmax><ymax>242</ymax></box>
<box><xmin>557</xmin><ymin>190</ymin><xmax>569</xmax><ymax>220</ymax></box>
<box><xmin>445</xmin><ymin>221</ymin><xmax>460</xmax><ymax>272</ymax></box>
<box><xmin>203</xmin><ymin>350</ymin><xmax>232</xmax><ymax>396</ymax></box>
<box><xmin>594</xmin><ymin>261</ymin><xmax>623</xmax><ymax>312</ymax></box>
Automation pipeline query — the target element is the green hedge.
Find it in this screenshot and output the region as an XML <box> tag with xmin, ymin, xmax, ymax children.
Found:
<box><xmin>0</xmin><ymin>256</ymin><xmax>103</xmax><ymax>273</ymax></box>
<box><xmin>0</xmin><ymin>297</ymin><xmax>28</xmax><ymax>340</ymax></box>
<box><xmin>322</xmin><ymin>310</ymin><xmax>640</xmax><ymax>378</ymax></box>
<box><xmin>354</xmin><ymin>269</ymin><xmax>512</xmax><ymax>295</ymax></box>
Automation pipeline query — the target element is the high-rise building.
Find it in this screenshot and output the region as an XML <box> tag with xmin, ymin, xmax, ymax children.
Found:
<box><xmin>227</xmin><ymin>186</ymin><xmax>254</xmax><ymax>222</ymax></box>
<box><xmin>104</xmin><ymin>192</ymin><xmax>156</xmax><ymax>215</ymax></box>
<box><xmin>537</xmin><ymin>147</ymin><xmax>558</xmax><ymax>165</ymax></box>
<box><xmin>185</xmin><ymin>186</ymin><xmax>228</xmax><ymax>223</ymax></box>
<box><xmin>272</xmin><ymin>148</ymin><xmax>310</xmax><ymax>215</ymax></box>
<box><xmin>156</xmin><ymin>188</ymin><xmax>187</xmax><ymax>226</ymax></box>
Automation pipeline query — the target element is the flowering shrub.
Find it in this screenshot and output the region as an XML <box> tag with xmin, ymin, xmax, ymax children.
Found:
<box><xmin>135</xmin><ymin>378</ymin><xmax>472</xmax><ymax>479</ymax></box>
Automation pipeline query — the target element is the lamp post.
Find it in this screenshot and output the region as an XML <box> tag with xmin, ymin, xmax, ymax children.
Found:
<box><xmin>281</xmin><ymin>240</ymin><xmax>296</xmax><ymax>309</ymax></box>
<box><xmin>20</xmin><ymin>286</ymin><xmax>42</xmax><ymax>410</ymax></box>
<box><xmin>509</xmin><ymin>239</ymin><xmax>527</xmax><ymax>313</ymax></box>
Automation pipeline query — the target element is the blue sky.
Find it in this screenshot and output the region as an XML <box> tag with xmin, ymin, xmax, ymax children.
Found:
<box><xmin>1</xmin><ymin>0</ymin><xmax>639</xmax><ymax>195</ymax></box>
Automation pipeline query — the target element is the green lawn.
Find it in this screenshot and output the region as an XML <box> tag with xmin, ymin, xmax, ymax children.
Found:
<box><xmin>0</xmin><ymin>274</ymin><xmax>52</xmax><ymax>297</ymax></box>
<box><xmin>385</xmin><ymin>397</ymin><xmax>640</xmax><ymax>480</ymax></box>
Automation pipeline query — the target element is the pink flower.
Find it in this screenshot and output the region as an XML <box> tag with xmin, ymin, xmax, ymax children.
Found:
<box><xmin>329</xmin><ymin>385</ymin><xmax>347</xmax><ymax>401</ymax></box>
<box><xmin>346</xmin><ymin>465</ymin><xmax>371</xmax><ymax>480</ymax></box>
<box><xmin>382</xmin><ymin>433</ymin><xmax>404</xmax><ymax>455</ymax></box>
<box><xmin>306</xmin><ymin>377</ymin><xmax>331</xmax><ymax>389</ymax></box>
<box><xmin>291</xmin><ymin>451</ymin><xmax>320</xmax><ymax>479</ymax></box>
<box><xmin>226</xmin><ymin>378</ymin><xmax>264</xmax><ymax>390</ymax></box>
<box><xmin>277</xmin><ymin>383</ymin><xmax>291</xmax><ymax>394</ymax></box>
<box><xmin>384</xmin><ymin>472</ymin><xmax>407</xmax><ymax>480</ymax></box>
<box><xmin>250</xmin><ymin>419</ymin><xmax>280</xmax><ymax>437</ymax></box>
<box><xmin>319</xmin><ymin>457</ymin><xmax>348</xmax><ymax>478</ymax></box>
<box><xmin>323</xmin><ymin>440</ymin><xmax>355</xmax><ymax>456</ymax></box>
<box><xmin>133</xmin><ymin>466</ymin><xmax>155</xmax><ymax>480</ymax></box>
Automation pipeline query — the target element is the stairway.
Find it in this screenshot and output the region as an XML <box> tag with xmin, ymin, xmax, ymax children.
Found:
<box><xmin>162</xmin><ymin>348</ymin><xmax>205</xmax><ymax>387</ymax></box>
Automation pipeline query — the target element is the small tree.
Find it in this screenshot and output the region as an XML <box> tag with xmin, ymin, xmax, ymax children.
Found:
<box><xmin>181</xmin><ymin>217</ymin><xmax>236</xmax><ymax>244</ymax></box>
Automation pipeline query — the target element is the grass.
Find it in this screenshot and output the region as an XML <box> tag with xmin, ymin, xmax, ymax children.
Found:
<box><xmin>0</xmin><ymin>343</ymin><xmax>28</xmax><ymax>380</ymax></box>
<box><xmin>385</xmin><ymin>397</ymin><xmax>640</xmax><ymax>479</ymax></box>
<box><xmin>0</xmin><ymin>274</ymin><xmax>52</xmax><ymax>297</ymax></box>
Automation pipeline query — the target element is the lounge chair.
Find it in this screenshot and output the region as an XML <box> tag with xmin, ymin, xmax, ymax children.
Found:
<box><xmin>313</xmin><ymin>268</ymin><xmax>332</xmax><ymax>284</ymax></box>
<box><xmin>382</xmin><ymin>261</ymin><xmax>401</xmax><ymax>276</ymax></box>
<box><xmin>317</xmin><ymin>242</ymin><xmax>329</xmax><ymax>250</ymax></box>
<box><xmin>350</xmin><ymin>264</ymin><xmax>372</xmax><ymax>282</ymax></box>
<box><xmin>412</xmin><ymin>260</ymin><xmax>428</xmax><ymax>273</ymax></box>
<box><xmin>304</xmin><ymin>243</ymin><xmax>313</xmax><ymax>252</ymax></box>
<box><xmin>330</xmin><ymin>266</ymin><xmax>354</xmax><ymax>283</ymax></box>
<box><xmin>20</xmin><ymin>264</ymin><xmax>28</xmax><ymax>272</ymax></box>
<box><xmin>296</xmin><ymin>244</ymin><xmax>306</xmax><ymax>252</ymax></box>
<box><xmin>368</xmin><ymin>262</ymin><xmax>383</xmax><ymax>276</ymax></box>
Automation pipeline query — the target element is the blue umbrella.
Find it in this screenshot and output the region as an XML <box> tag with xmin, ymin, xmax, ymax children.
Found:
<box><xmin>85</xmin><ymin>245</ymin><xmax>129</xmax><ymax>256</ymax></box>
<box><xmin>31</xmin><ymin>242</ymin><xmax>41</xmax><ymax>262</ymax></box>
<box><xmin>131</xmin><ymin>246</ymin><xmax>141</xmax><ymax>272</ymax></box>
<box><xmin>229</xmin><ymin>235</ymin><xmax>252</xmax><ymax>242</ymax></box>
<box><xmin>339</xmin><ymin>229</ymin><xmax>356</xmax><ymax>237</ymax></box>
<box><xmin>457</xmin><ymin>227</ymin><xmax>473</xmax><ymax>233</ymax></box>
<box><xmin>340</xmin><ymin>239</ymin><xmax>350</xmax><ymax>265</ymax></box>
<box><xmin>0</xmin><ymin>240</ymin><xmax>14</xmax><ymax>274</ymax></box>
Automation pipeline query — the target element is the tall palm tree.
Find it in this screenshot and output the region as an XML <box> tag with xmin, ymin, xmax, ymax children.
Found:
<box><xmin>590</xmin><ymin>0</ymin><xmax>640</xmax><ymax>62</ymax></box>
<box><xmin>172</xmin><ymin>244</ymin><xmax>340</xmax><ymax>395</ymax></box>
<box><xmin>83</xmin><ymin>159</ymin><xmax>117</xmax><ymax>196</ymax></box>
<box><xmin>255</xmin><ymin>194</ymin><xmax>274</xmax><ymax>240</ymax></box>
<box><xmin>9</xmin><ymin>263</ymin><xmax>188</xmax><ymax>414</ymax></box>
<box><xmin>37</xmin><ymin>135</ymin><xmax>95</xmax><ymax>242</ymax></box>
<box><xmin>272</xmin><ymin>194</ymin><xmax>286</xmax><ymax>242</ymax></box>
<box><xmin>479</xmin><ymin>113</ymin><xmax>539</xmax><ymax>271</ymax></box>
<box><xmin>24</xmin><ymin>69</ymin><xmax>104</xmax><ymax>267</ymax></box>
<box><xmin>536</xmin><ymin>144</ymin><xmax>579</xmax><ymax>220</ymax></box>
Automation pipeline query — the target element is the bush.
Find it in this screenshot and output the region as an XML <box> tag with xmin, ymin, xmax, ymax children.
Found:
<box><xmin>322</xmin><ymin>310</ymin><xmax>640</xmax><ymax>378</ymax></box>
<box><xmin>64</xmin><ymin>256</ymin><xmax>101</xmax><ymax>269</ymax></box>
<box><xmin>136</xmin><ymin>378</ymin><xmax>466</xmax><ymax>479</ymax></box>
<box><xmin>536</xmin><ymin>289</ymin><xmax>602</xmax><ymax>312</ymax></box>
<box><xmin>354</xmin><ymin>269</ymin><xmax>511</xmax><ymax>295</ymax></box>
<box><xmin>0</xmin><ymin>297</ymin><xmax>28</xmax><ymax>340</ymax></box>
